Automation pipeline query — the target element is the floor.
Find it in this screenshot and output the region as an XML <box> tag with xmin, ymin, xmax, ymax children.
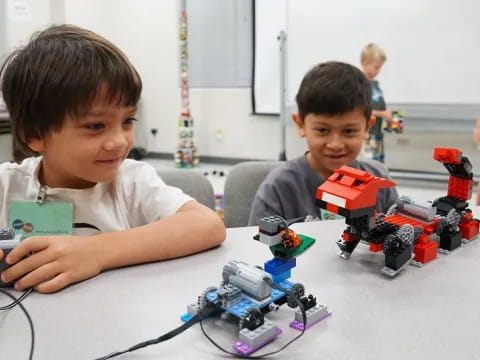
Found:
<box><xmin>145</xmin><ymin>158</ymin><xmax>462</xmax><ymax>206</ymax></box>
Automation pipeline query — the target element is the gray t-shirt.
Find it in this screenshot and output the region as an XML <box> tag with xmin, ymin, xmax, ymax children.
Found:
<box><xmin>248</xmin><ymin>154</ymin><xmax>399</xmax><ymax>226</ymax></box>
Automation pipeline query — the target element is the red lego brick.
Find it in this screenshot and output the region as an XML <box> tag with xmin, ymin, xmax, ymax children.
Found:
<box><xmin>326</xmin><ymin>203</ymin><xmax>339</xmax><ymax>214</ymax></box>
<box><xmin>413</xmin><ymin>235</ymin><xmax>438</xmax><ymax>264</ymax></box>
<box><xmin>335</xmin><ymin>166</ymin><xmax>374</xmax><ymax>181</ymax></box>
<box><xmin>416</xmin><ymin>234</ymin><xmax>430</xmax><ymax>245</ymax></box>
<box><xmin>369</xmin><ymin>243</ymin><xmax>383</xmax><ymax>252</ymax></box>
<box><xmin>433</xmin><ymin>148</ymin><xmax>462</xmax><ymax>164</ymax></box>
<box><xmin>329</xmin><ymin>172</ymin><xmax>341</xmax><ymax>182</ymax></box>
<box><xmin>423</xmin><ymin>220</ymin><xmax>439</xmax><ymax>235</ymax></box>
<box><xmin>423</xmin><ymin>221</ymin><xmax>436</xmax><ymax>234</ymax></box>
<box><xmin>459</xmin><ymin>219</ymin><xmax>479</xmax><ymax>240</ymax></box>
<box><xmin>316</xmin><ymin>166</ymin><xmax>396</xmax><ymax>211</ymax></box>
<box><xmin>384</xmin><ymin>214</ymin><xmax>425</xmax><ymax>228</ymax></box>
<box><xmin>447</xmin><ymin>177</ymin><xmax>472</xmax><ymax>200</ymax></box>
<box><xmin>342</xmin><ymin>232</ymin><xmax>358</xmax><ymax>242</ymax></box>
<box><xmin>464</xmin><ymin>212</ymin><xmax>474</xmax><ymax>221</ymax></box>
<box><xmin>339</xmin><ymin>174</ymin><xmax>355</xmax><ymax>186</ymax></box>
<box><xmin>383</xmin><ymin>215</ymin><xmax>439</xmax><ymax>235</ymax></box>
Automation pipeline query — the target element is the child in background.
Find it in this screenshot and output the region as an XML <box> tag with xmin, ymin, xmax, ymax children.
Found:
<box><xmin>0</xmin><ymin>25</ymin><xmax>225</xmax><ymax>293</ymax></box>
<box><xmin>248</xmin><ymin>61</ymin><xmax>398</xmax><ymax>225</ymax></box>
<box><xmin>360</xmin><ymin>43</ymin><xmax>393</xmax><ymax>163</ymax></box>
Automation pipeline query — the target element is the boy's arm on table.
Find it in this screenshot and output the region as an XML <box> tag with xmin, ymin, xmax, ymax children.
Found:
<box><xmin>0</xmin><ymin>200</ymin><xmax>226</xmax><ymax>293</ymax></box>
<box><xmin>99</xmin><ymin>200</ymin><xmax>226</xmax><ymax>267</ymax></box>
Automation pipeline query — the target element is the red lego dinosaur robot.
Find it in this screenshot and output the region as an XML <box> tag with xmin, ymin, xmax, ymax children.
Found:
<box><xmin>316</xmin><ymin>147</ymin><xmax>479</xmax><ymax>277</ymax></box>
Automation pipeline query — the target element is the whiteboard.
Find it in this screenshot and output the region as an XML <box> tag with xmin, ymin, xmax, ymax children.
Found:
<box><xmin>254</xmin><ymin>0</ymin><xmax>480</xmax><ymax>114</ymax></box>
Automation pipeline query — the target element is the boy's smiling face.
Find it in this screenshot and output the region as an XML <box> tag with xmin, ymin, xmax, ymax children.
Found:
<box><xmin>293</xmin><ymin>108</ymin><xmax>373</xmax><ymax>180</ymax></box>
<box><xmin>27</xmin><ymin>97</ymin><xmax>137</xmax><ymax>189</ymax></box>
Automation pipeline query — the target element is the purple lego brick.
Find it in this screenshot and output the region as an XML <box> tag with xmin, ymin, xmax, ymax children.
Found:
<box><xmin>289</xmin><ymin>312</ymin><xmax>332</xmax><ymax>331</ymax></box>
<box><xmin>233</xmin><ymin>327</ymin><xmax>282</xmax><ymax>356</ymax></box>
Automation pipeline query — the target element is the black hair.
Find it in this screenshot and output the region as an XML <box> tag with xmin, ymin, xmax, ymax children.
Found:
<box><xmin>295</xmin><ymin>61</ymin><xmax>372</xmax><ymax>121</ymax></box>
<box><xmin>0</xmin><ymin>24</ymin><xmax>142</xmax><ymax>153</ymax></box>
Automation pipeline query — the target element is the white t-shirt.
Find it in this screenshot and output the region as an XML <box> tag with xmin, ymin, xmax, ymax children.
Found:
<box><xmin>0</xmin><ymin>157</ymin><xmax>192</xmax><ymax>235</ymax></box>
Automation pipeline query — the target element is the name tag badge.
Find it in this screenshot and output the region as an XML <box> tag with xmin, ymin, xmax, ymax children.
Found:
<box><xmin>320</xmin><ymin>208</ymin><xmax>344</xmax><ymax>221</ymax></box>
<box><xmin>9</xmin><ymin>201</ymin><xmax>73</xmax><ymax>238</ymax></box>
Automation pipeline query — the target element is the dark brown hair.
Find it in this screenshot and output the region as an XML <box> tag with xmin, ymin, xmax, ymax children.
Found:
<box><xmin>0</xmin><ymin>24</ymin><xmax>142</xmax><ymax>152</ymax></box>
<box><xmin>295</xmin><ymin>61</ymin><xmax>372</xmax><ymax>121</ymax></box>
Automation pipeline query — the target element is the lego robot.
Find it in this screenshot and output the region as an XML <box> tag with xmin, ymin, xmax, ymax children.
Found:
<box><xmin>316</xmin><ymin>147</ymin><xmax>479</xmax><ymax>277</ymax></box>
<box><xmin>181</xmin><ymin>216</ymin><xmax>330</xmax><ymax>355</ymax></box>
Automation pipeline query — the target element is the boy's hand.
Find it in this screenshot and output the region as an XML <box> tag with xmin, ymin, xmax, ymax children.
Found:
<box><xmin>0</xmin><ymin>235</ymin><xmax>103</xmax><ymax>293</ymax></box>
<box><xmin>383</xmin><ymin>110</ymin><xmax>394</xmax><ymax>124</ymax></box>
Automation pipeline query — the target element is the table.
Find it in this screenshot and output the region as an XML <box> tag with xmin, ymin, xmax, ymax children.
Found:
<box><xmin>2</xmin><ymin>215</ymin><xmax>480</xmax><ymax>360</ymax></box>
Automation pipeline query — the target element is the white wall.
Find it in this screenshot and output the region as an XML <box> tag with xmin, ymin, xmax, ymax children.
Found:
<box><xmin>0</xmin><ymin>1</ymin><xmax>6</xmax><ymax>59</ymax></box>
<box><xmin>4</xmin><ymin>0</ymin><xmax>51</xmax><ymax>49</ymax></box>
<box><xmin>190</xmin><ymin>88</ymin><xmax>305</xmax><ymax>159</ymax></box>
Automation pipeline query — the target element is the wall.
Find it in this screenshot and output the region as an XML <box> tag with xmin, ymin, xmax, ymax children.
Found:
<box><xmin>4</xmin><ymin>0</ymin><xmax>51</xmax><ymax>50</ymax></box>
<box><xmin>190</xmin><ymin>88</ymin><xmax>305</xmax><ymax>160</ymax></box>
<box><xmin>0</xmin><ymin>1</ymin><xmax>6</xmax><ymax>59</ymax></box>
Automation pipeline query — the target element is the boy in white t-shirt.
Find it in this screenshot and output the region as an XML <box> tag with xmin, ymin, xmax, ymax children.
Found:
<box><xmin>0</xmin><ymin>25</ymin><xmax>225</xmax><ymax>293</ymax></box>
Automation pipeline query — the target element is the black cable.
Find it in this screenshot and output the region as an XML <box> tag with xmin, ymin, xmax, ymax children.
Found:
<box><xmin>0</xmin><ymin>288</ymin><xmax>33</xmax><ymax>310</ymax></box>
<box><xmin>0</xmin><ymin>288</ymin><xmax>35</xmax><ymax>360</ymax></box>
<box><xmin>277</xmin><ymin>215</ymin><xmax>306</xmax><ymax>240</ymax></box>
<box><xmin>199</xmin><ymin>277</ymin><xmax>307</xmax><ymax>359</ymax></box>
<box><xmin>94</xmin><ymin>302</ymin><xmax>223</xmax><ymax>360</ymax></box>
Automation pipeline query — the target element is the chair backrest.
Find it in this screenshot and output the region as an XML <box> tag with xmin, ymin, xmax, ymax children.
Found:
<box><xmin>223</xmin><ymin>161</ymin><xmax>282</xmax><ymax>228</ymax></box>
<box><xmin>157</xmin><ymin>169</ymin><xmax>215</xmax><ymax>210</ymax></box>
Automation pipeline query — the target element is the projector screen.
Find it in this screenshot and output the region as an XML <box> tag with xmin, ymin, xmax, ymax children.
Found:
<box><xmin>254</xmin><ymin>0</ymin><xmax>480</xmax><ymax>114</ymax></box>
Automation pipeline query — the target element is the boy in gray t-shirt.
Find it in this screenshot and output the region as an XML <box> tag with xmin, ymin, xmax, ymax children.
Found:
<box><xmin>248</xmin><ymin>61</ymin><xmax>398</xmax><ymax>225</ymax></box>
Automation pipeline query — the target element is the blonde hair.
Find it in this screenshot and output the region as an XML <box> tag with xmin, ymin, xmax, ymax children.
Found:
<box><xmin>361</xmin><ymin>43</ymin><xmax>387</xmax><ymax>63</ymax></box>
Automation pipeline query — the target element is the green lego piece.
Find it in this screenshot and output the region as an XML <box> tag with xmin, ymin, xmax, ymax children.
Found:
<box><xmin>269</xmin><ymin>234</ymin><xmax>315</xmax><ymax>261</ymax></box>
